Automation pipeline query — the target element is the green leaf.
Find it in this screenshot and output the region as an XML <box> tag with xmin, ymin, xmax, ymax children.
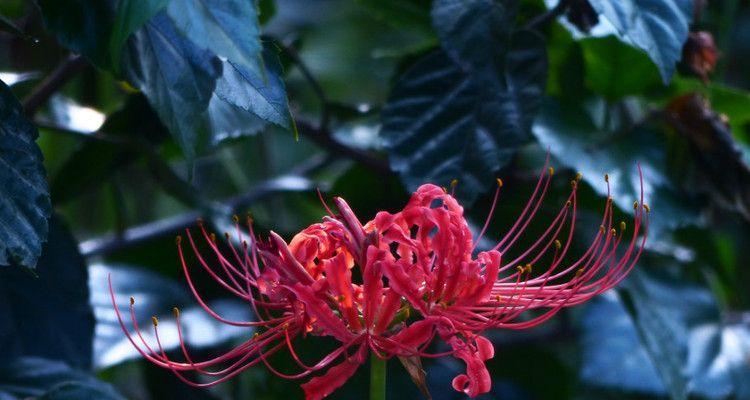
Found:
<box><xmin>166</xmin><ymin>0</ymin><xmax>264</xmax><ymax>78</ymax></box>
<box><xmin>206</xmin><ymin>93</ymin><xmax>267</xmax><ymax>144</ymax></box>
<box><xmin>214</xmin><ymin>45</ymin><xmax>295</xmax><ymax>133</ymax></box>
<box><xmin>109</xmin><ymin>0</ymin><xmax>170</xmax><ymax>71</ymax></box>
<box><xmin>618</xmin><ymin>275</ymin><xmax>689</xmax><ymax>400</ymax></box>
<box><xmin>532</xmin><ymin>97</ymin><xmax>702</xmax><ymax>236</ymax></box>
<box><xmin>431</xmin><ymin>0</ymin><xmax>515</xmax><ymax>68</ymax></box>
<box><xmin>582</xmin><ymin>265</ymin><xmax>750</xmax><ymax>399</ymax></box>
<box><xmin>580</xmin><ymin>35</ymin><xmax>661</xmax><ymax>100</ymax></box>
<box><xmin>587</xmin><ymin>0</ymin><xmax>692</xmax><ymax>82</ymax></box>
<box><xmin>381</xmin><ymin>31</ymin><xmax>547</xmax><ymax>203</ymax></box>
<box><xmin>121</xmin><ymin>12</ymin><xmax>221</xmax><ymax>160</ymax></box>
<box><xmin>546</xmin><ymin>23</ymin><xmax>586</xmax><ymax>101</ymax></box>
<box><xmin>257</xmin><ymin>0</ymin><xmax>276</xmax><ymax>25</ymax></box>
<box><xmin>122</xmin><ymin>14</ymin><xmax>293</xmax><ymax>159</ymax></box>
<box><xmin>0</xmin><ymin>216</ymin><xmax>93</xmax><ymax>369</ymax></box>
<box><xmin>355</xmin><ymin>0</ymin><xmax>431</xmax><ymax>33</ymax></box>
<box><xmin>36</xmin><ymin>0</ymin><xmax>114</xmax><ymax>68</ymax></box>
<box><xmin>0</xmin><ymin>357</ymin><xmax>123</xmax><ymax>400</ymax></box>
<box><xmin>0</xmin><ymin>80</ymin><xmax>51</xmax><ymax>269</ymax></box>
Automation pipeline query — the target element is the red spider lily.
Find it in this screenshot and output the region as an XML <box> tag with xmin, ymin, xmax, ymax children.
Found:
<box><xmin>109</xmin><ymin>162</ymin><xmax>649</xmax><ymax>399</ymax></box>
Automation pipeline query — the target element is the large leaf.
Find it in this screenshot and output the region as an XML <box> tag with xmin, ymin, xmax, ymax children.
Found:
<box><xmin>381</xmin><ymin>31</ymin><xmax>546</xmax><ymax>203</ymax></box>
<box><xmin>431</xmin><ymin>0</ymin><xmax>515</xmax><ymax>68</ymax></box>
<box><xmin>91</xmin><ymin>263</ymin><xmax>253</xmax><ymax>369</ymax></box>
<box><xmin>618</xmin><ymin>273</ymin><xmax>690</xmax><ymax>400</ymax></box>
<box><xmin>0</xmin><ymin>80</ymin><xmax>51</xmax><ymax>268</ymax></box>
<box><xmin>166</xmin><ymin>0</ymin><xmax>264</xmax><ymax>78</ymax></box>
<box><xmin>122</xmin><ymin>13</ymin><xmax>294</xmax><ymax>159</ymax></box>
<box><xmin>532</xmin><ymin>97</ymin><xmax>702</xmax><ymax>236</ymax></box>
<box><xmin>0</xmin><ymin>357</ymin><xmax>123</xmax><ymax>400</ymax></box>
<box><xmin>122</xmin><ymin>12</ymin><xmax>221</xmax><ymax>160</ymax></box>
<box><xmin>206</xmin><ymin>92</ymin><xmax>267</xmax><ymax>145</ymax></box>
<box><xmin>587</xmin><ymin>0</ymin><xmax>692</xmax><ymax>82</ymax></box>
<box><xmin>36</xmin><ymin>0</ymin><xmax>114</xmax><ymax>68</ymax></box>
<box><xmin>580</xmin><ymin>267</ymin><xmax>750</xmax><ymax>399</ymax></box>
<box><xmin>214</xmin><ymin>45</ymin><xmax>295</xmax><ymax>132</ymax></box>
<box><xmin>580</xmin><ymin>35</ymin><xmax>661</xmax><ymax>100</ymax></box>
<box><xmin>0</xmin><ymin>216</ymin><xmax>93</xmax><ymax>369</ymax></box>
<box><xmin>109</xmin><ymin>0</ymin><xmax>170</xmax><ymax>70</ymax></box>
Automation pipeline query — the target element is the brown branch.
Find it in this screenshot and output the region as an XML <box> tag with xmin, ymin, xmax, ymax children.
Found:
<box><xmin>296</xmin><ymin>119</ymin><xmax>391</xmax><ymax>174</ymax></box>
<box><xmin>22</xmin><ymin>54</ymin><xmax>88</xmax><ymax>117</ymax></box>
<box><xmin>78</xmin><ymin>154</ymin><xmax>330</xmax><ymax>257</ymax></box>
<box><xmin>276</xmin><ymin>40</ymin><xmax>391</xmax><ymax>174</ymax></box>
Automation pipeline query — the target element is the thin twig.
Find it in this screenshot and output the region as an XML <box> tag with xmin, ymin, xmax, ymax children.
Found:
<box><xmin>525</xmin><ymin>0</ymin><xmax>571</xmax><ymax>31</ymax></box>
<box><xmin>79</xmin><ymin>154</ymin><xmax>330</xmax><ymax>257</ymax></box>
<box><xmin>22</xmin><ymin>54</ymin><xmax>88</xmax><ymax>117</ymax></box>
<box><xmin>276</xmin><ymin>40</ymin><xmax>391</xmax><ymax>174</ymax></box>
<box><xmin>277</xmin><ymin>40</ymin><xmax>330</xmax><ymax>129</ymax></box>
<box><xmin>296</xmin><ymin>119</ymin><xmax>391</xmax><ymax>174</ymax></box>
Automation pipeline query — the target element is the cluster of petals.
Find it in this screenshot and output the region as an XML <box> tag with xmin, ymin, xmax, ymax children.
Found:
<box><xmin>110</xmin><ymin>163</ymin><xmax>648</xmax><ymax>399</ymax></box>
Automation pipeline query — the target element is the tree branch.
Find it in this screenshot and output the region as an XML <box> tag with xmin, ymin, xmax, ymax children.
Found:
<box><xmin>277</xmin><ymin>41</ymin><xmax>330</xmax><ymax>129</ymax></box>
<box><xmin>22</xmin><ymin>54</ymin><xmax>88</xmax><ymax>117</ymax></box>
<box><xmin>296</xmin><ymin>119</ymin><xmax>391</xmax><ymax>174</ymax></box>
<box><xmin>79</xmin><ymin>154</ymin><xmax>330</xmax><ymax>257</ymax></box>
<box><xmin>277</xmin><ymin>40</ymin><xmax>391</xmax><ymax>175</ymax></box>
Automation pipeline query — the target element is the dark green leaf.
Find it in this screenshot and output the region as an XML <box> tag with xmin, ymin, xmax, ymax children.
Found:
<box><xmin>619</xmin><ymin>275</ymin><xmax>689</xmax><ymax>400</ymax></box>
<box><xmin>0</xmin><ymin>357</ymin><xmax>123</xmax><ymax>400</ymax></box>
<box><xmin>122</xmin><ymin>12</ymin><xmax>221</xmax><ymax>160</ymax></box>
<box><xmin>532</xmin><ymin>97</ymin><xmax>702</xmax><ymax>236</ymax></box>
<box><xmin>122</xmin><ymin>14</ymin><xmax>293</xmax><ymax>158</ymax></box>
<box><xmin>207</xmin><ymin>93</ymin><xmax>267</xmax><ymax>144</ymax></box>
<box><xmin>166</xmin><ymin>0</ymin><xmax>264</xmax><ymax>78</ymax></box>
<box><xmin>546</xmin><ymin>23</ymin><xmax>586</xmax><ymax>101</ymax></box>
<box><xmin>355</xmin><ymin>0</ymin><xmax>431</xmax><ymax>33</ymax></box>
<box><xmin>109</xmin><ymin>0</ymin><xmax>170</xmax><ymax>71</ymax></box>
<box><xmin>587</xmin><ymin>0</ymin><xmax>692</xmax><ymax>82</ymax></box>
<box><xmin>91</xmin><ymin>263</ymin><xmax>253</xmax><ymax>369</ymax></box>
<box><xmin>580</xmin><ymin>35</ymin><xmax>661</xmax><ymax>100</ymax></box>
<box><xmin>214</xmin><ymin>45</ymin><xmax>295</xmax><ymax>133</ymax></box>
<box><xmin>381</xmin><ymin>31</ymin><xmax>547</xmax><ymax>203</ymax></box>
<box><xmin>0</xmin><ymin>80</ymin><xmax>51</xmax><ymax>268</ymax></box>
<box><xmin>257</xmin><ymin>0</ymin><xmax>276</xmax><ymax>25</ymax></box>
<box><xmin>431</xmin><ymin>0</ymin><xmax>515</xmax><ymax>68</ymax></box>
<box><xmin>0</xmin><ymin>216</ymin><xmax>93</xmax><ymax>369</ymax></box>
<box><xmin>36</xmin><ymin>0</ymin><xmax>114</xmax><ymax>68</ymax></box>
<box><xmin>581</xmin><ymin>266</ymin><xmax>750</xmax><ymax>399</ymax></box>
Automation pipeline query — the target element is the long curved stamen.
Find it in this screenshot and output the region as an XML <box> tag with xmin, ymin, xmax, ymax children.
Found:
<box><xmin>473</xmin><ymin>178</ymin><xmax>503</xmax><ymax>251</ymax></box>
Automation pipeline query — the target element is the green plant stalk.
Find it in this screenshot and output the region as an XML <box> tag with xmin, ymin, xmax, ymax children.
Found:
<box><xmin>370</xmin><ymin>355</ymin><xmax>386</xmax><ymax>400</ymax></box>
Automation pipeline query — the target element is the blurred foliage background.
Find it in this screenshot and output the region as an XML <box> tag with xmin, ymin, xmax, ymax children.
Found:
<box><xmin>1</xmin><ymin>0</ymin><xmax>750</xmax><ymax>399</ymax></box>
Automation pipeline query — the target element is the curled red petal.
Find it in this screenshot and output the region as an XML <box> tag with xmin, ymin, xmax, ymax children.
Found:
<box><xmin>449</xmin><ymin>336</ymin><xmax>493</xmax><ymax>398</ymax></box>
<box><xmin>302</xmin><ymin>343</ymin><xmax>367</xmax><ymax>400</ymax></box>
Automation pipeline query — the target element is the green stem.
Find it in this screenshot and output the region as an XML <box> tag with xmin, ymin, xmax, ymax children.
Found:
<box><xmin>369</xmin><ymin>355</ymin><xmax>386</xmax><ymax>400</ymax></box>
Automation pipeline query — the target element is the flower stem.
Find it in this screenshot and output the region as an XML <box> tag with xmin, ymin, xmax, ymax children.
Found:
<box><xmin>370</xmin><ymin>355</ymin><xmax>386</xmax><ymax>400</ymax></box>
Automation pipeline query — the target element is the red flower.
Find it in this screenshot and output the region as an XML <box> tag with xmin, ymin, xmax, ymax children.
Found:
<box><xmin>110</xmin><ymin>163</ymin><xmax>648</xmax><ymax>399</ymax></box>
